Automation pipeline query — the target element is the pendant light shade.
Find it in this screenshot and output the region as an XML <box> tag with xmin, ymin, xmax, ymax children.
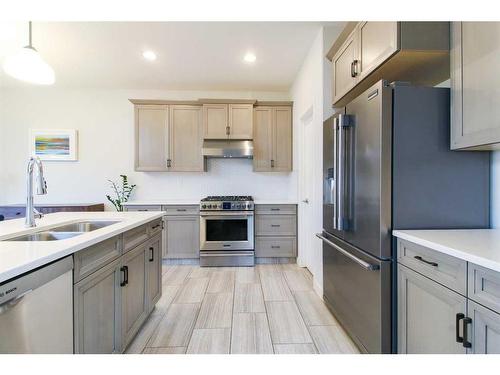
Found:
<box><xmin>2</xmin><ymin>22</ymin><xmax>55</xmax><ymax>85</ymax></box>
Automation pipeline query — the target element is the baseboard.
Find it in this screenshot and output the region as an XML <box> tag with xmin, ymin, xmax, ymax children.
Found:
<box><xmin>313</xmin><ymin>279</ymin><xmax>323</xmax><ymax>299</ymax></box>
<box><xmin>163</xmin><ymin>258</ymin><xmax>200</xmax><ymax>265</ymax></box>
<box><xmin>255</xmin><ymin>257</ymin><xmax>297</xmax><ymax>264</ymax></box>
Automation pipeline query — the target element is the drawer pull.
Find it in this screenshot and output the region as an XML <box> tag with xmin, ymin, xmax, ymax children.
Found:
<box><xmin>151</xmin><ymin>224</ymin><xmax>161</xmax><ymax>230</ymax></box>
<box><xmin>270</xmin><ymin>208</ymin><xmax>280</xmax><ymax>211</ymax></box>
<box><xmin>456</xmin><ymin>313</ymin><xmax>464</xmax><ymax>343</ymax></box>
<box><xmin>414</xmin><ymin>255</ymin><xmax>438</xmax><ymax>267</ymax></box>
<box><xmin>271</xmin><ymin>245</ymin><xmax>281</xmax><ymax>249</ymax></box>
<box><xmin>271</xmin><ymin>224</ymin><xmax>281</xmax><ymax>227</ymax></box>
<box><xmin>138</xmin><ymin>209</ymin><xmax>148</xmax><ymax>212</ymax></box>
<box><xmin>176</xmin><ymin>209</ymin><xmax>187</xmax><ymax>212</ymax></box>
<box><xmin>462</xmin><ymin>317</ymin><xmax>472</xmax><ymax>348</ymax></box>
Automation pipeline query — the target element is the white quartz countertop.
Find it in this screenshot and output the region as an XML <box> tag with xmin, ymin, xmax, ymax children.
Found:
<box><xmin>0</xmin><ymin>211</ymin><xmax>164</xmax><ymax>283</ymax></box>
<box><xmin>393</xmin><ymin>229</ymin><xmax>500</xmax><ymax>273</ymax></box>
<box><xmin>122</xmin><ymin>200</ymin><xmax>297</xmax><ymax>206</ymax></box>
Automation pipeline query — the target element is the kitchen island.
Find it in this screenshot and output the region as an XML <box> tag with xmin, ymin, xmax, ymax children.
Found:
<box><xmin>0</xmin><ymin>211</ymin><xmax>164</xmax><ymax>353</ymax></box>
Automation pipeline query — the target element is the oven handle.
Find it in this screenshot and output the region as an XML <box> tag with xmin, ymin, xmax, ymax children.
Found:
<box><xmin>200</xmin><ymin>212</ymin><xmax>254</xmax><ymax>217</ymax></box>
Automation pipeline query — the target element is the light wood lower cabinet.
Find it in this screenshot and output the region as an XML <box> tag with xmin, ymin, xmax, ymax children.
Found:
<box><xmin>397</xmin><ymin>239</ymin><xmax>500</xmax><ymax>354</ymax></box>
<box><xmin>164</xmin><ymin>215</ymin><xmax>199</xmax><ymax>259</ymax></box>
<box><xmin>73</xmin><ymin>224</ymin><xmax>163</xmax><ymax>354</ymax></box>
<box><xmin>121</xmin><ymin>243</ymin><xmax>148</xmax><ymax>348</ymax></box>
<box><xmin>398</xmin><ymin>264</ymin><xmax>467</xmax><ymax>354</ymax></box>
<box><xmin>74</xmin><ymin>258</ymin><xmax>122</xmax><ymax>354</ymax></box>
<box><xmin>146</xmin><ymin>235</ymin><xmax>162</xmax><ymax>312</ymax></box>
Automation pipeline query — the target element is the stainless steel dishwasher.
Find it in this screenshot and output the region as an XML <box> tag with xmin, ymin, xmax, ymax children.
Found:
<box><xmin>0</xmin><ymin>256</ymin><xmax>73</xmax><ymax>353</ymax></box>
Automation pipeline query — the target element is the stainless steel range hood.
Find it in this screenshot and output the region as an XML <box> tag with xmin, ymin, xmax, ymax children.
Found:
<box><xmin>202</xmin><ymin>140</ymin><xmax>253</xmax><ymax>158</ymax></box>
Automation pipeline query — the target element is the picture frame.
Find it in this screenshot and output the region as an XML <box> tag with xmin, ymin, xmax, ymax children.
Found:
<box><xmin>30</xmin><ymin>129</ymin><xmax>78</xmax><ymax>161</ymax></box>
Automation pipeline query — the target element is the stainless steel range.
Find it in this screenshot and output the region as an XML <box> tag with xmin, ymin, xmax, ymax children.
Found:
<box><xmin>199</xmin><ymin>196</ymin><xmax>254</xmax><ymax>267</ymax></box>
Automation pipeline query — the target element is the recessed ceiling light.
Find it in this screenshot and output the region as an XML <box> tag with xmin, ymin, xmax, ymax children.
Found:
<box><xmin>142</xmin><ymin>50</ymin><xmax>157</xmax><ymax>61</ymax></box>
<box><xmin>243</xmin><ymin>52</ymin><xmax>256</xmax><ymax>63</ymax></box>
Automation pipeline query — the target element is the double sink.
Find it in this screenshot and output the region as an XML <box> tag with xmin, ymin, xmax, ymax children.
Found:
<box><xmin>8</xmin><ymin>221</ymin><xmax>120</xmax><ymax>241</ymax></box>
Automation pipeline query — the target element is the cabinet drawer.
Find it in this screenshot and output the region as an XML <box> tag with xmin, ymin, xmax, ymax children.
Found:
<box><xmin>162</xmin><ymin>205</ymin><xmax>199</xmax><ymax>216</ymax></box>
<box><xmin>148</xmin><ymin>218</ymin><xmax>163</xmax><ymax>237</ymax></box>
<box><xmin>124</xmin><ymin>205</ymin><xmax>162</xmax><ymax>212</ymax></box>
<box><xmin>123</xmin><ymin>224</ymin><xmax>149</xmax><ymax>253</ymax></box>
<box><xmin>397</xmin><ymin>239</ymin><xmax>467</xmax><ymax>295</ymax></box>
<box><xmin>255</xmin><ymin>215</ymin><xmax>296</xmax><ymax>236</ymax></box>
<box><xmin>255</xmin><ymin>236</ymin><xmax>296</xmax><ymax>257</ymax></box>
<box><xmin>74</xmin><ymin>236</ymin><xmax>122</xmax><ymax>283</ymax></box>
<box><xmin>468</xmin><ymin>263</ymin><xmax>500</xmax><ymax>313</ymax></box>
<box><xmin>255</xmin><ymin>204</ymin><xmax>296</xmax><ymax>215</ymax></box>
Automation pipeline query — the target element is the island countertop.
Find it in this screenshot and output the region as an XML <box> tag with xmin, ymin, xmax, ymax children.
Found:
<box><xmin>0</xmin><ymin>211</ymin><xmax>164</xmax><ymax>283</ymax></box>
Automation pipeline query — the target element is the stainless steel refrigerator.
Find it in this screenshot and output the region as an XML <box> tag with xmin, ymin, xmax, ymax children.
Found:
<box><xmin>319</xmin><ymin>80</ymin><xmax>490</xmax><ymax>354</ymax></box>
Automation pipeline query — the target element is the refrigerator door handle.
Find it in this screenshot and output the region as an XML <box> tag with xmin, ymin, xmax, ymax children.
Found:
<box><xmin>332</xmin><ymin>117</ymin><xmax>339</xmax><ymax>230</ymax></box>
<box><xmin>337</xmin><ymin>115</ymin><xmax>345</xmax><ymax>230</ymax></box>
<box><xmin>316</xmin><ymin>233</ymin><xmax>379</xmax><ymax>271</ymax></box>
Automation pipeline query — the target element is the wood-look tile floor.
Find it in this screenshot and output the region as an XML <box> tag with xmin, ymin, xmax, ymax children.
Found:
<box><xmin>125</xmin><ymin>264</ymin><xmax>359</xmax><ymax>354</ymax></box>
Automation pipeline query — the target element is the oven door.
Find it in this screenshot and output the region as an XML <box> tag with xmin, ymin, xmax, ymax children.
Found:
<box><xmin>200</xmin><ymin>211</ymin><xmax>254</xmax><ymax>251</ymax></box>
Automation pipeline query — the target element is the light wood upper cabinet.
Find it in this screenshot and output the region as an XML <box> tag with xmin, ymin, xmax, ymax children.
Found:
<box><xmin>134</xmin><ymin>103</ymin><xmax>204</xmax><ymax>172</ymax></box>
<box><xmin>203</xmin><ymin>104</ymin><xmax>228</xmax><ymax>139</ymax></box>
<box><xmin>169</xmin><ymin>105</ymin><xmax>203</xmax><ymax>171</ymax></box>
<box><xmin>135</xmin><ymin>105</ymin><xmax>169</xmax><ymax>171</ymax></box>
<box><xmin>332</xmin><ymin>30</ymin><xmax>358</xmax><ymax>104</ymax></box>
<box><xmin>253</xmin><ymin>106</ymin><xmax>292</xmax><ymax>172</ymax></box>
<box><xmin>357</xmin><ymin>22</ymin><xmax>398</xmax><ymax>80</ymax></box>
<box><xmin>203</xmin><ymin>103</ymin><xmax>253</xmax><ymax>139</ymax></box>
<box><xmin>229</xmin><ymin>104</ymin><xmax>253</xmax><ymax>139</ymax></box>
<box><xmin>253</xmin><ymin>107</ymin><xmax>273</xmax><ymax>171</ymax></box>
<box><xmin>273</xmin><ymin>107</ymin><xmax>293</xmax><ymax>171</ymax></box>
<box><xmin>329</xmin><ymin>22</ymin><xmax>450</xmax><ymax>107</ymax></box>
<box><xmin>451</xmin><ymin>22</ymin><xmax>500</xmax><ymax>150</ymax></box>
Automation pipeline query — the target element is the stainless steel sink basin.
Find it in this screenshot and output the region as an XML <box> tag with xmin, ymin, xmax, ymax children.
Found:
<box><xmin>9</xmin><ymin>231</ymin><xmax>83</xmax><ymax>241</ymax></box>
<box><xmin>7</xmin><ymin>220</ymin><xmax>121</xmax><ymax>241</ymax></box>
<box><xmin>49</xmin><ymin>220</ymin><xmax>120</xmax><ymax>233</ymax></box>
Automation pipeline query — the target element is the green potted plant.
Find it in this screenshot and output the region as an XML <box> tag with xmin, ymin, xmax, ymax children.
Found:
<box><xmin>106</xmin><ymin>175</ymin><xmax>136</xmax><ymax>212</ymax></box>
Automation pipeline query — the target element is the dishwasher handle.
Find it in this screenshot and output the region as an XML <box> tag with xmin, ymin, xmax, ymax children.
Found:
<box><xmin>316</xmin><ymin>233</ymin><xmax>379</xmax><ymax>271</ymax></box>
<box><xmin>0</xmin><ymin>289</ymin><xmax>33</xmax><ymax>314</ymax></box>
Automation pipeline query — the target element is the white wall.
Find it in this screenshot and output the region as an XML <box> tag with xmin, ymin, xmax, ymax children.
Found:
<box><xmin>0</xmin><ymin>88</ymin><xmax>297</xmax><ymax>206</ymax></box>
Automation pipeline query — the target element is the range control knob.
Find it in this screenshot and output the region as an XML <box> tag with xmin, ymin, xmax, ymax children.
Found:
<box><xmin>202</xmin><ymin>204</ymin><xmax>206</xmax><ymax>209</ymax></box>
<box><xmin>207</xmin><ymin>204</ymin><xmax>212</xmax><ymax>209</ymax></box>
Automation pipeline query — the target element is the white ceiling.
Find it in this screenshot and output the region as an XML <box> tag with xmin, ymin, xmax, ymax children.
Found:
<box><xmin>0</xmin><ymin>22</ymin><xmax>338</xmax><ymax>91</ymax></box>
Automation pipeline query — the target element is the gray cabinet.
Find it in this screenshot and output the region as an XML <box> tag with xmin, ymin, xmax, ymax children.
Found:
<box><xmin>329</xmin><ymin>22</ymin><xmax>450</xmax><ymax>107</ymax></box>
<box><xmin>74</xmin><ymin>258</ymin><xmax>122</xmax><ymax>354</ymax></box>
<box><xmin>451</xmin><ymin>22</ymin><xmax>500</xmax><ymax>150</ymax></box>
<box><xmin>164</xmin><ymin>215</ymin><xmax>199</xmax><ymax>259</ymax></box>
<box><xmin>398</xmin><ymin>264</ymin><xmax>467</xmax><ymax>354</ymax></box>
<box><xmin>121</xmin><ymin>243</ymin><xmax>148</xmax><ymax>348</ymax></box>
<box><xmin>146</xmin><ymin>234</ymin><xmax>162</xmax><ymax>313</ymax></box>
<box><xmin>468</xmin><ymin>301</ymin><xmax>500</xmax><ymax>354</ymax></box>
<box><xmin>73</xmin><ymin>220</ymin><xmax>163</xmax><ymax>354</ymax></box>
<box><xmin>254</xmin><ymin>204</ymin><xmax>297</xmax><ymax>258</ymax></box>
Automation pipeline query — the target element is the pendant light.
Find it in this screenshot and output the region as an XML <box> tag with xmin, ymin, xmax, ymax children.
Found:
<box><xmin>3</xmin><ymin>21</ymin><xmax>55</xmax><ymax>85</ymax></box>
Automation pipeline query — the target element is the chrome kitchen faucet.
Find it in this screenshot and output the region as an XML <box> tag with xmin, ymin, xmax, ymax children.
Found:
<box><xmin>25</xmin><ymin>156</ymin><xmax>47</xmax><ymax>227</ymax></box>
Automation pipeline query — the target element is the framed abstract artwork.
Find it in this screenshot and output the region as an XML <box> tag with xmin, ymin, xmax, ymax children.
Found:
<box><xmin>30</xmin><ymin>129</ymin><xmax>78</xmax><ymax>161</ymax></box>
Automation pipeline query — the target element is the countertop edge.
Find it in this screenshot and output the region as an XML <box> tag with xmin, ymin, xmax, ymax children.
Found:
<box><xmin>392</xmin><ymin>230</ymin><xmax>500</xmax><ymax>273</ymax></box>
<box><xmin>0</xmin><ymin>212</ymin><xmax>164</xmax><ymax>283</ymax></box>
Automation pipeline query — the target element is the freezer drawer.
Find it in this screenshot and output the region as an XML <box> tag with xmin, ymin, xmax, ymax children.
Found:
<box><xmin>320</xmin><ymin>232</ymin><xmax>392</xmax><ymax>353</ymax></box>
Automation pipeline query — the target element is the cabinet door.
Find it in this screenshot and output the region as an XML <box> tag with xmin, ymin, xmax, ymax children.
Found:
<box><xmin>164</xmin><ymin>216</ymin><xmax>200</xmax><ymax>259</ymax></box>
<box><xmin>121</xmin><ymin>243</ymin><xmax>148</xmax><ymax>347</ymax></box>
<box><xmin>253</xmin><ymin>106</ymin><xmax>273</xmax><ymax>171</ymax></box>
<box><xmin>203</xmin><ymin>104</ymin><xmax>228</xmax><ymax>139</ymax></box>
<box><xmin>74</xmin><ymin>258</ymin><xmax>122</xmax><ymax>354</ymax></box>
<box><xmin>468</xmin><ymin>300</ymin><xmax>500</xmax><ymax>354</ymax></box>
<box><xmin>272</xmin><ymin>107</ymin><xmax>292</xmax><ymax>172</ymax></box>
<box><xmin>398</xmin><ymin>264</ymin><xmax>467</xmax><ymax>354</ymax></box>
<box><xmin>332</xmin><ymin>30</ymin><xmax>358</xmax><ymax>104</ymax></box>
<box><xmin>135</xmin><ymin>105</ymin><xmax>168</xmax><ymax>171</ymax></box>
<box><xmin>229</xmin><ymin>104</ymin><xmax>253</xmax><ymax>139</ymax></box>
<box><xmin>451</xmin><ymin>22</ymin><xmax>500</xmax><ymax>149</ymax></box>
<box><xmin>146</xmin><ymin>234</ymin><xmax>162</xmax><ymax>313</ymax></box>
<box><xmin>357</xmin><ymin>22</ymin><xmax>398</xmax><ymax>80</ymax></box>
<box><xmin>169</xmin><ymin>105</ymin><xmax>203</xmax><ymax>171</ymax></box>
